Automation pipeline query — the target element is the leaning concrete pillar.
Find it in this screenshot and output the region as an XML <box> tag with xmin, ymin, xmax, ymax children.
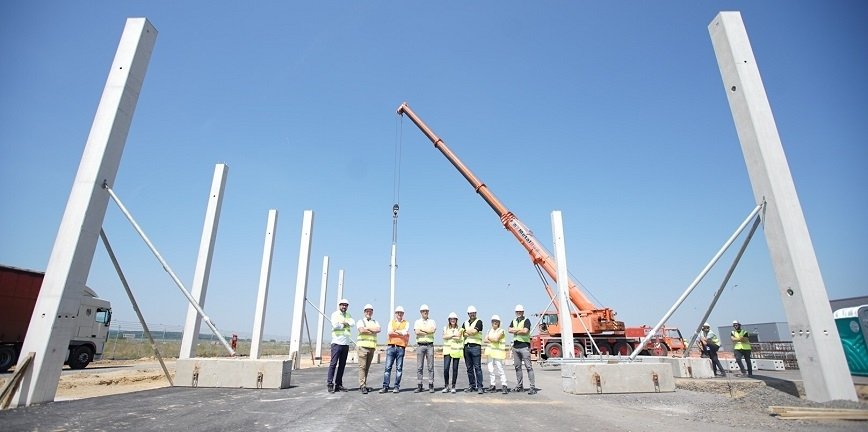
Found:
<box><xmin>315</xmin><ymin>256</ymin><xmax>329</xmax><ymax>363</ymax></box>
<box><xmin>250</xmin><ymin>209</ymin><xmax>278</xmax><ymax>360</ymax></box>
<box><xmin>289</xmin><ymin>210</ymin><xmax>314</xmax><ymax>368</ymax></box>
<box><xmin>180</xmin><ymin>163</ymin><xmax>228</xmax><ymax>359</ymax></box>
<box><xmin>709</xmin><ymin>11</ymin><xmax>856</xmax><ymax>402</ymax></box>
<box><xmin>12</xmin><ymin>18</ymin><xmax>157</xmax><ymax>406</ymax></box>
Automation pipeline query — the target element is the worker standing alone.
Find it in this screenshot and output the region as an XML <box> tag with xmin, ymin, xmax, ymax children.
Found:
<box><xmin>462</xmin><ymin>305</ymin><xmax>485</xmax><ymax>394</ymax></box>
<box><xmin>380</xmin><ymin>306</ymin><xmax>409</xmax><ymax>393</ymax></box>
<box><xmin>485</xmin><ymin>315</ymin><xmax>509</xmax><ymax>394</ymax></box>
<box><xmin>413</xmin><ymin>304</ymin><xmax>437</xmax><ymax>393</ymax></box>
<box><xmin>509</xmin><ymin>304</ymin><xmax>536</xmax><ymax>394</ymax></box>
<box><xmin>356</xmin><ymin>304</ymin><xmax>381</xmax><ymax>394</ymax></box>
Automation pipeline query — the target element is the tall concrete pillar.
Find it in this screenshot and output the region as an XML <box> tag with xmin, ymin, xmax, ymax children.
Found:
<box><xmin>709</xmin><ymin>11</ymin><xmax>856</xmax><ymax>402</ymax></box>
<box><xmin>315</xmin><ymin>256</ymin><xmax>329</xmax><ymax>362</ymax></box>
<box><xmin>250</xmin><ymin>209</ymin><xmax>278</xmax><ymax>360</ymax></box>
<box><xmin>13</xmin><ymin>18</ymin><xmax>158</xmax><ymax>406</ymax></box>
<box><xmin>551</xmin><ymin>211</ymin><xmax>575</xmax><ymax>358</ymax></box>
<box><xmin>289</xmin><ymin>210</ymin><xmax>314</xmax><ymax>368</ymax></box>
<box><xmin>180</xmin><ymin>164</ymin><xmax>228</xmax><ymax>359</ymax></box>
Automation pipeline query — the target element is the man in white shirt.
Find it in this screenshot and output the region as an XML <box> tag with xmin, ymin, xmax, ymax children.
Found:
<box><xmin>356</xmin><ymin>304</ymin><xmax>381</xmax><ymax>394</ymax></box>
<box><xmin>413</xmin><ymin>304</ymin><xmax>437</xmax><ymax>393</ymax></box>
<box><xmin>327</xmin><ymin>299</ymin><xmax>353</xmax><ymax>393</ymax></box>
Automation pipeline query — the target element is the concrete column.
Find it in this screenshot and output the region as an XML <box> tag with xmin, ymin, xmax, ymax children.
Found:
<box><xmin>336</xmin><ymin>269</ymin><xmax>345</xmax><ymax>305</ymax></box>
<box><xmin>250</xmin><ymin>209</ymin><xmax>278</xmax><ymax>360</ymax></box>
<box><xmin>315</xmin><ymin>256</ymin><xmax>329</xmax><ymax>362</ymax></box>
<box><xmin>551</xmin><ymin>211</ymin><xmax>575</xmax><ymax>358</ymax></box>
<box><xmin>180</xmin><ymin>164</ymin><xmax>228</xmax><ymax>359</ymax></box>
<box><xmin>12</xmin><ymin>18</ymin><xmax>157</xmax><ymax>406</ymax></box>
<box><xmin>709</xmin><ymin>11</ymin><xmax>856</xmax><ymax>402</ymax></box>
<box><xmin>289</xmin><ymin>210</ymin><xmax>314</xmax><ymax>368</ymax></box>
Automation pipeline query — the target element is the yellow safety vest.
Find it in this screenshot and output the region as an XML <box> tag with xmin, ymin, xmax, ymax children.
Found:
<box><xmin>416</xmin><ymin>319</ymin><xmax>435</xmax><ymax>344</ymax></box>
<box><xmin>485</xmin><ymin>328</ymin><xmax>507</xmax><ymax>360</ymax></box>
<box><xmin>463</xmin><ymin>319</ymin><xmax>483</xmax><ymax>346</ymax></box>
<box><xmin>732</xmin><ymin>329</ymin><xmax>751</xmax><ymax>351</ymax></box>
<box><xmin>511</xmin><ymin>318</ymin><xmax>530</xmax><ymax>344</ymax></box>
<box><xmin>388</xmin><ymin>320</ymin><xmax>409</xmax><ymax>347</ymax></box>
<box><xmin>443</xmin><ymin>326</ymin><xmax>464</xmax><ymax>359</ymax></box>
<box><xmin>332</xmin><ymin>312</ymin><xmax>353</xmax><ymax>340</ymax></box>
<box><xmin>357</xmin><ymin>318</ymin><xmax>379</xmax><ymax>349</ymax></box>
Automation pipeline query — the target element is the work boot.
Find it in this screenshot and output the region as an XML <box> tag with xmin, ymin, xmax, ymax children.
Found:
<box><xmin>488</xmin><ymin>385</ymin><xmax>496</xmax><ymax>392</ymax></box>
<box><xmin>337</xmin><ymin>386</ymin><xmax>348</xmax><ymax>392</ymax></box>
<box><xmin>477</xmin><ymin>387</ymin><xmax>485</xmax><ymax>395</ymax></box>
<box><xmin>429</xmin><ymin>384</ymin><xmax>435</xmax><ymax>393</ymax></box>
<box><xmin>361</xmin><ymin>386</ymin><xmax>369</xmax><ymax>394</ymax></box>
<box><xmin>379</xmin><ymin>387</ymin><xmax>388</xmax><ymax>394</ymax></box>
<box><xmin>502</xmin><ymin>385</ymin><xmax>509</xmax><ymax>394</ymax></box>
<box><xmin>464</xmin><ymin>387</ymin><xmax>474</xmax><ymax>393</ymax></box>
<box><xmin>327</xmin><ymin>384</ymin><xmax>334</xmax><ymax>393</ymax></box>
<box><xmin>414</xmin><ymin>384</ymin><xmax>423</xmax><ymax>393</ymax></box>
<box><xmin>512</xmin><ymin>385</ymin><xmax>524</xmax><ymax>392</ymax></box>
<box><xmin>527</xmin><ymin>387</ymin><xmax>537</xmax><ymax>395</ymax></box>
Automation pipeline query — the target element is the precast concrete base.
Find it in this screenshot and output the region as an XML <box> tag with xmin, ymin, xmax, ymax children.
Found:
<box><xmin>658</xmin><ymin>357</ymin><xmax>714</xmax><ymax>378</ymax></box>
<box><xmin>175</xmin><ymin>358</ymin><xmax>293</xmax><ymax>389</ymax></box>
<box><xmin>561</xmin><ymin>362</ymin><xmax>675</xmax><ymax>394</ymax></box>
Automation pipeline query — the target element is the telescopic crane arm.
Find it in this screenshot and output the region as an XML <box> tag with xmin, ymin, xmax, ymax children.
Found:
<box><xmin>397</xmin><ymin>102</ymin><xmax>624</xmax><ymax>333</ymax></box>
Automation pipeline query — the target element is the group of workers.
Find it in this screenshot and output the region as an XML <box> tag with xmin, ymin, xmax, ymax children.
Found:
<box><xmin>697</xmin><ymin>319</ymin><xmax>753</xmax><ymax>377</ymax></box>
<box><xmin>326</xmin><ymin>300</ymin><xmax>538</xmax><ymax>395</ymax></box>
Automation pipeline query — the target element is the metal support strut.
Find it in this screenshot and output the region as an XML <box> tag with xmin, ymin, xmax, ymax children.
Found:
<box><xmin>103</xmin><ymin>182</ymin><xmax>236</xmax><ymax>356</ymax></box>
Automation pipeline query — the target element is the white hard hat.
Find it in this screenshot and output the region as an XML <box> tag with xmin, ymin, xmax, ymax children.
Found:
<box><xmin>703</xmin><ymin>322</ymin><xmax>710</xmax><ymax>327</ymax></box>
<box><xmin>732</xmin><ymin>320</ymin><xmax>740</xmax><ymax>324</ymax></box>
<box><xmin>420</xmin><ymin>304</ymin><xmax>429</xmax><ymax>311</ymax></box>
<box><xmin>364</xmin><ymin>304</ymin><xmax>374</xmax><ymax>310</ymax></box>
<box><xmin>339</xmin><ymin>298</ymin><xmax>349</xmax><ymax>305</ymax></box>
<box><xmin>466</xmin><ymin>305</ymin><xmax>477</xmax><ymax>313</ymax></box>
<box><xmin>491</xmin><ymin>315</ymin><xmax>501</xmax><ymax>321</ymax></box>
<box><xmin>514</xmin><ymin>304</ymin><xmax>524</xmax><ymax>312</ymax></box>
<box><xmin>448</xmin><ymin>312</ymin><xmax>458</xmax><ymax>319</ymax></box>
<box><xmin>395</xmin><ymin>306</ymin><xmax>405</xmax><ymax>313</ymax></box>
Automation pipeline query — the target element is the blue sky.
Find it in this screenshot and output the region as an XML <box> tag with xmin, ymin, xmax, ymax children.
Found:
<box><xmin>1</xmin><ymin>2</ymin><xmax>866</xmax><ymax>342</ymax></box>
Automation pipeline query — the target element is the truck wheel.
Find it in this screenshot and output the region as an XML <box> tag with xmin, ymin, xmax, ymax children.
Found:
<box><xmin>612</xmin><ymin>342</ymin><xmax>632</xmax><ymax>356</ymax></box>
<box><xmin>0</xmin><ymin>345</ymin><xmax>17</xmax><ymax>373</ymax></box>
<box><xmin>652</xmin><ymin>344</ymin><xmax>670</xmax><ymax>357</ymax></box>
<box><xmin>68</xmin><ymin>346</ymin><xmax>93</xmax><ymax>369</ymax></box>
<box><xmin>596</xmin><ymin>342</ymin><xmax>612</xmax><ymax>355</ymax></box>
<box><xmin>545</xmin><ymin>342</ymin><xmax>563</xmax><ymax>358</ymax></box>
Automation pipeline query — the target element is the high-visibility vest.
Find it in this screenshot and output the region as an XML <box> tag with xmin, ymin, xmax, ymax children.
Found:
<box><xmin>332</xmin><ymin>312</ymin><xmax>353</xmax><ymax>340</ymax></box>
<box><xmin>707</xmin><ymin>332</ymin><xmax>720</xmax><ymax>346</ymax></box>
<box><xmin>415</xmin><ymin>319</ymin><xmax>435</xmax><ymax>344</ymax></box>
<box><xmin>443</xmin><ymin>326</ymin><xmax>464</xmax><ymax>359</ymax></box>
<box><xmin>463</xmin><ymin>319</ymin><xmax>483</xmax><ymax>345</ymax></box>
<box><xmin>511</xmin><ymin>318</ymin><xmax>530</xmax><ymax>344</ymax></box>
<box><xmin>731</xmin><ymin>329</ymin><xmax>751</xmax><ymax>350</ymax></box>
<box><xmin>388</xmin><ymin>320</ymin><xmax>409</xmax><ymax>347</ymax></box>
<box><xmin>485</xmin><ymin>328</ymin><xmax>507</xmax><ymax>360</ymax></box>
<box><xmin>357</xmin><ymin>318</ymin><xmax>379</xmax><ymax>349</ymax></box>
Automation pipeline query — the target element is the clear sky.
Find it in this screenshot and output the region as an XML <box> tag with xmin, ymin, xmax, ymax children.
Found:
<box><xmin>1</xmin><ymin>2</ymin><xmax>866</xmax><ymax>342</ymax></box>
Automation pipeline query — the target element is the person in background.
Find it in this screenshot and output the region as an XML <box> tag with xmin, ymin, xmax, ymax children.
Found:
<box><xmin>327</xmin><ymin>299</ymin><xmax>353</xmax><ymax>393</ymax></box>
<box><xmin>414</xmin><ymin>304</ymin><xmax>437</xmax><ymax>393</ymax></box>
<box><xmin>730</xmin><ymin>320</ymin><xmax>753</xmax><ymax>377</ymax></box>
<box><xmin>509</xmin><ymin>304</ymin><xmax>536</xmax><ymax>395</ymax></box>
<box><xmin>380</xmin><ymin>306</ymin><xmax>409</xmax><ymax>393</ymax></box>
<box><xmin>484</xmin><ymin>314</ymin><xmax>509</xmax><ymax>394</ymax></box>
<box><xmin>441</xmin><ymin>312</ymin><xmax>463</xmax><ymax>393</ymax></box>
<box><xmin>462</xmin><ymin>305</ymin><xmax>485</xmax><ymax>394</ymax></box>
<box><xmin>356</xmin><ymin>304</ymin><xmax>381</xmax><ymax>394</ymax></box>
<box><xmin>698</xmin><ymin>322</ymin><xmax>726</xmax><ymax>377</ymax></box>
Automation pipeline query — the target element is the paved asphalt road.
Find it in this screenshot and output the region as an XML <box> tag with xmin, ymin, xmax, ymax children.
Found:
<box><xmin>0</xmin><ymin>357</ymin><xmax>862</xmax><ymax>432</ymax></box>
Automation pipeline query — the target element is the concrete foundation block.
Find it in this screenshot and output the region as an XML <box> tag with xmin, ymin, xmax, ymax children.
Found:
<box><xmin>562</xmin><ymin>362</ymin><xmax>675</xmax><ymax>394</ymax></box>
<box><xmin>723</xmin><ymin>358</ymin><xmax>758</xmax><ymax>371</ymax></box>
<box><xmin>175</xmin><ymin>358</ymin><xmax>293</xmax><ymax>389</ymax></box>
<box><xmin>755</xmin><ymin>359</ymin><xmax>785</xmax><ymax>371</ymax></box>
<box><xmin>659</xmin><ymin>357</ymin><xmax>715</xmax><ymax>378</ymax></box>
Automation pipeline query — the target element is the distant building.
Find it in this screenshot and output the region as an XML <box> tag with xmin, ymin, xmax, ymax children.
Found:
<box><xmin>830</xmin><ymin>296</ymin><xmax>868</xmax><ymax>313</ymax></box>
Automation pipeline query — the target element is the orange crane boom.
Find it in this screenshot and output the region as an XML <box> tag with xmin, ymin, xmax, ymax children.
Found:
<box><xmin>397</xmin><ymin>102</ymin><xmax>624</xmax><ymax>334</ymax></box>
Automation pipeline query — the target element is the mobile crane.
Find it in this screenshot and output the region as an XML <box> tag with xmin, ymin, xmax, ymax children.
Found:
<box><xmin>397</xmin><ymin>102</ymin><xmax>685</xmax><ymax>358</ymax></box>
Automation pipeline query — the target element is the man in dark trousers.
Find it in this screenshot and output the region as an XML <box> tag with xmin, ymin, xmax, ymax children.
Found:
<box><xmin>462</xmin><ymin>305</ymin><xmax>485</xmax><ymax>394</ymax></box>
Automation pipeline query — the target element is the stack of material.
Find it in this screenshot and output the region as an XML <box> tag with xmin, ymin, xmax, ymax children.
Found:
<box><xmin>769</xmin><ymin>406</ymin><xmax>868</xmax><ymax>420</ymax></box>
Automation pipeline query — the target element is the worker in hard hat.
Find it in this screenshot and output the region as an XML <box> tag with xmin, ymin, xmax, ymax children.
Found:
<box><xmin>441</xmin><ymin>312</ymin><xmax>463</xmax><ymax>393</ymax></box>
<box><xmin>508</xmin><ymin>304</ymin><xmax>537</xmax><ymax>394</ymax></box>
<box><xmin>356</xmin><ymin>304</ymin><xmax>381</xmax><ymax>394</ymax></box>
<box><xmin>327</xmin><ymin>299</ymin><xmax>353</xmax><ymax>393</ymax></box>
<box><xmin>380</xmin><ymin>306</ymin><xmax>409</xmax><ymax>393</ymax></box>
<box><xmin>462</xmin><ymin>305</ymin><xmax>485</xmax><ymax>394</ymax></box>
<box><xmin>730</xmin><ymin>320</ymin><xmax>753</xmax><ymax>377</ymax></box>
<box><xmin>484</xmin><ymin>314</ymin><xmax>509</xmax><ymax>394</ymax></box>
<box><xmin>413</xmin><ymin>304</ymin><xmax>437</xmax><ymax>393</ymax></box>
<box><xmin>698</xmin><ymin>322</ymin><xmax>726</xmax><ymax>377</ymax></box>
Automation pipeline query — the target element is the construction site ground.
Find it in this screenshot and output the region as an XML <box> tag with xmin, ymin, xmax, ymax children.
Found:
<box><xmin>1</xmin><ymin>355</ymin><xmax>866</xmax><ymax>431</ymax></box>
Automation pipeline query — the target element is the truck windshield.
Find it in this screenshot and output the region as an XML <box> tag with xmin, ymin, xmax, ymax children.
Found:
<box><xmin>96</xmin><ymin>308</ymin><xmax>112</xmax><ymax>325</ymax></box>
